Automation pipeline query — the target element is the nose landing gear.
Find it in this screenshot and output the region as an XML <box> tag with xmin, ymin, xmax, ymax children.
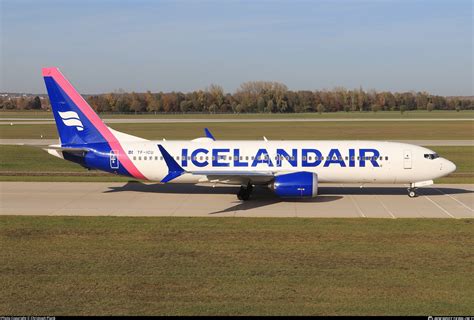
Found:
<box><xmin>407</xmin><ymin>187</ymin><xmax>418</xmax><ymax>198</ymax></box>
<box><xmin>407</xmin><ymin>181</ymin><xmax>433</xmax><ymax>198</ymax></box>
<box><xmin>237</xmin><ymin>183</ymin><xmax>253</xmax><ymax>201</ymax></box>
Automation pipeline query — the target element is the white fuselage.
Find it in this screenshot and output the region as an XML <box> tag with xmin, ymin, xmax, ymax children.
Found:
<box><xmin>120</xmin><ymin>139</ymin><xmax>456</xmax><ymax>185</ymax></box>
<box><xmin>41</xmin><ymin>68</ymin><xmax>457</xmax><ymax>192</ymax></box>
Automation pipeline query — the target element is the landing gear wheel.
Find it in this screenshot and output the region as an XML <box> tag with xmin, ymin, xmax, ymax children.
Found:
<box><xmin>237</xmin><ymin>184</ymin><xmax>253</xmax><ymax>201</ymax></box>
<box><xmin>237</xmin><ymin>188</ymin><xmax>245</xmax><ymax>200</ymax></box>
<box><xmin>407</xmin><ymin>188</ymin><xmax>418</xmax><ymax>198</ymax></box>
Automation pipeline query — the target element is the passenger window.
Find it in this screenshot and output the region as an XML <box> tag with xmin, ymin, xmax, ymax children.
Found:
<box><xmin>139</xmin><ymin>157</ymin><xmax>142</xmax><ymax>160</ymax></box>
<box><xmin>385</xmin><ymin>156</ymin><xmax>388</xmax><ymax>160</ymax></box>
<box><xmin>302</xmin><ymin>156</ymin><xmax>307</xmax><ymax>161</ymax></box>
<box><xmin>133</xmin><ymin>156</ymin><xmax>136</xmax><ymax>160</ymax></box>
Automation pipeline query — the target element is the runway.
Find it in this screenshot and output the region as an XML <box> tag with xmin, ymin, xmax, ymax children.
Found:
<box><xmin>1</xmin><ymin>182</ymin><xmax>472</xmax><ymax>218</ymax></box>
<box><xmin>1</xmin><ymin>139</ymin><xmax>473</xmax><ymax>146</ymax></box>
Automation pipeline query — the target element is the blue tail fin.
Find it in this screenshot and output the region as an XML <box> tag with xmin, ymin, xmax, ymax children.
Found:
<box><xmin>43</xmin><ymin>67</ymin><xmax>108</xmax><ymax>146</ymax></box>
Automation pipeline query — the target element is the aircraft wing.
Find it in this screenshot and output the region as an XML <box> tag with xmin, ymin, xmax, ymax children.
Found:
<box><xmin>158</xmin><ymin>144</ymin><xmax>275</xmax><ymax>184</ymax></box>
<box><xmin>192</xmin><ymin>170</ymin><xmax>275</xmax><ymax>185</ymax></box>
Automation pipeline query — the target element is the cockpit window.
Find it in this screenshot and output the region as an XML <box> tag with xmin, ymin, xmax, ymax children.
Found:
<box><xmin>424</xmin><ymin>153</ymin><xmax>439</xmax><ymax>160</ymax></box>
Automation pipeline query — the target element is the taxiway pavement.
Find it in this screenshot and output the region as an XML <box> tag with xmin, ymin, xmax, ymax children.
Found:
<box><xmin>1</xmin><ymin>182</ymin><xmax>472</xmax><ymax>218</ymax></box>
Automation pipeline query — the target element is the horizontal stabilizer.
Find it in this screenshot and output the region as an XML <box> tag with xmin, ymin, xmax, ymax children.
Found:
<box><xmin>43</xmin><ymin>144</ymin><xmax>90</xmax><ymax>160</ymax></box>
<box><xmin>44</xmin><ymin>144</ymin><xmax>90</xmax><ymax>153</ymax></box>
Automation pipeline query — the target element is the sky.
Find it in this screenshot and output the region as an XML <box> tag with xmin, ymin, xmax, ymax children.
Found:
<box><xmin>0</xmin><ymin>0</ymin><xmax>472</xmax><ymax>95</ymax></box>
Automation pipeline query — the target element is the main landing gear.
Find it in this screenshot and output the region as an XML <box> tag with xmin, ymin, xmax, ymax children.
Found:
<box><xmin>407</xmin><ymin>186</ymin><xmax>418</xmax><ymax>198</ymax></box>
<box><xmin>237</xmin><ymin>183</ymin><xmax>253</xmax><ymax>201</ymax></box>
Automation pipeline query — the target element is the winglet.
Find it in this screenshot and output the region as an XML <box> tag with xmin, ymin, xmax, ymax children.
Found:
<box><xmin>158</xmin><ymin>144</ymin><xmax>186</xmax><ymax>183</ymax></box>
<box><xmin>204</xmin><ymin>128</ymin><xmax>216</xmax><ymax>141</ymax></box>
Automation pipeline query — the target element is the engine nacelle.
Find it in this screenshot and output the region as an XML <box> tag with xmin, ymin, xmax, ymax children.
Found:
<box><xmin>271</xmin><ymin>172</ymin><xmax>318</xmax><ymax>198</ymax></box>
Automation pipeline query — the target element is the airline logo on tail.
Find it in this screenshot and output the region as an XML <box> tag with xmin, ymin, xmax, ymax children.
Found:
<box><xmin>58</xmin><ymin>111</ymin><xmax>84</xmax><ymax>131</ymax></box>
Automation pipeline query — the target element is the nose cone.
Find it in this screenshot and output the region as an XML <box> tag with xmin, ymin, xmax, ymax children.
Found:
<box><xmin>444</xmin><ymin>159</ymin><xmax>456</xmax><ymax>174</ymax></box>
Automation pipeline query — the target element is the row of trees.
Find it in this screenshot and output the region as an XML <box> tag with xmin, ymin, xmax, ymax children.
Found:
<box><xmin>1</xmin><ymin>82</ymin><xmax>473</xmax><ymax>113</ymax></box>
<box><xmin>1</xmin><ymin>96</ymin><xmax>42</xmax><ymax>110</ymax></box>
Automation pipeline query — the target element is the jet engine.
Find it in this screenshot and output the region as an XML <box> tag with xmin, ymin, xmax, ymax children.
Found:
<box><xmin>270</xmin><ymin>172</ymin><xmax>318</xmax><ymax>198</ymax></box>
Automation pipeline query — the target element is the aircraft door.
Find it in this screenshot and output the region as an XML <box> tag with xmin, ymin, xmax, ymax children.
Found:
<box><xmin>110</xmin><ymin>150</ymin><xmax>119</xmax><ymax>169</ymax></box>
<box><xmin>403</xmin><ymin>150</ymin><xmax>412</xmax><ymax>169</ymax></box>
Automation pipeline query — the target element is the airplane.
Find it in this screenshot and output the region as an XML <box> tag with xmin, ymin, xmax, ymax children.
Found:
<box><xmin>42</xmin><ymin>67</ymin><xmax>456</xmax><ymax>200</ymax></box>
